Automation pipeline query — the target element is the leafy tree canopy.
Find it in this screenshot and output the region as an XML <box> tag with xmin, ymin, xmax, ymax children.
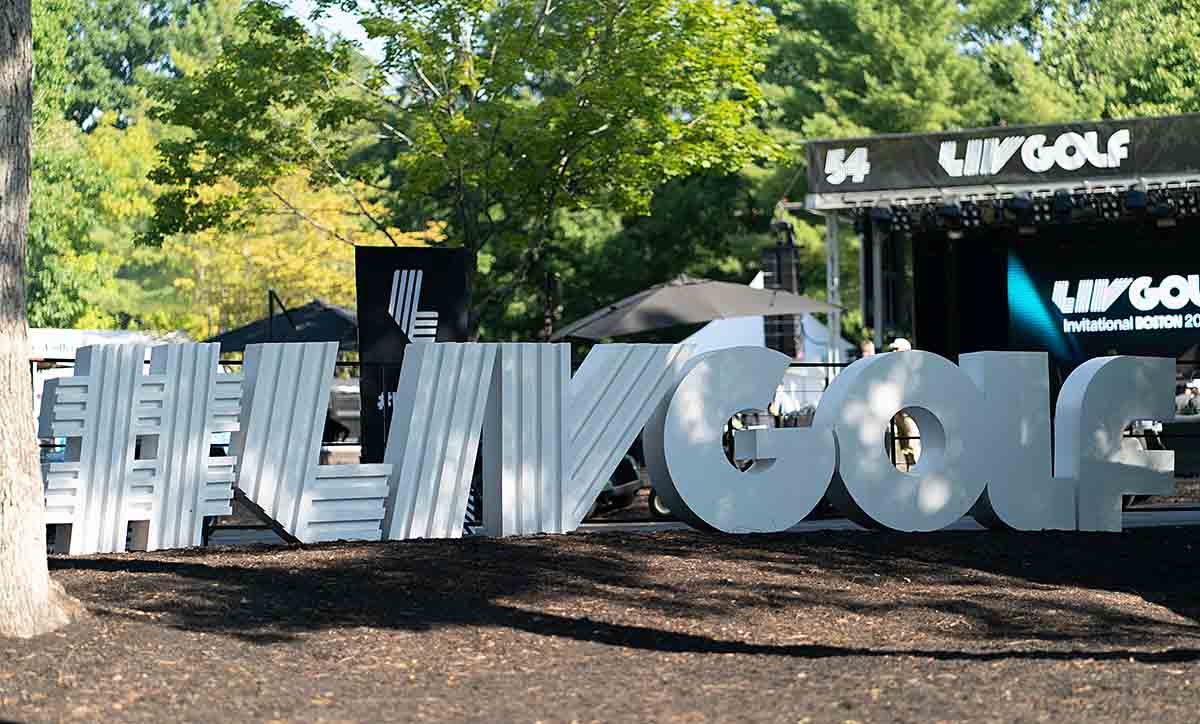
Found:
<box><xmin>146</xmin><ymin>0</ymin><xmax>778</xmax><ymax>337</ymax></box>
<box><xmin>35</xmin><ymin>0</ymin><xmax>1200</xmax><ymax>346</ymax></box>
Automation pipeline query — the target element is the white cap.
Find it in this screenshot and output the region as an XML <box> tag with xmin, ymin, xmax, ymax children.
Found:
<box><xmin>887</xmin><ymin>338</ymin><xmax>912</xmax><ymax>352</ymax></box>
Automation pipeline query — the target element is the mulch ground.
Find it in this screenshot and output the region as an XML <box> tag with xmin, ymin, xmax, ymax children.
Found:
<box><xmin>2</xmin><ymin>525</ymin><xmax>1199</xmax><ymax>724</ymax></box>
<box><xmin>593</xmin><ymin>476</ymin><xmax>1200</xmax><ymax>524</ymax></box>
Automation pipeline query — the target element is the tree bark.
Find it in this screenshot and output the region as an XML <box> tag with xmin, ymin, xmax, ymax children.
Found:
<box><xmin>540</xmin><ymin>269</ymin><xmax>557</xmax><ymax>342</ymax></box>
<box><xmin>0</xmin><ymin>0</ymin><xmax>77</xmax><ymax>638</ymax></box>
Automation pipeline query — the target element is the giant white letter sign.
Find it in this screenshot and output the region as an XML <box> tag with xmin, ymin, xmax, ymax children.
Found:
<box><xmin>233</xmin><ymin>342</ymin><xmax>392</xmax><ymax>543</ymax></box>
<box><xmin>643</xmin><ymin>347</ymin><xmax>836</xmax><ymax>533</ymax></box>
<box><xmin>383</xmin><ymin>343</ymin><xmax>693</xmax><ymax>538</ymax></box>
<box><xmin>381</xmin><ymin>343</ymin><xmax>498</xmax><ymax>539</ymax></box>
<box><xmin>39</xmin><ymin>343</ymin><xmax>240</xmax><ymax>554</ymax></box>
<box><xmin>812</xmin><ymin>350</ymin><xmax>987</xmax><ymax>531</ymax></box>
<box><xmin>1055</xmin><ymin>356</ymin><xmax>1175</xmax><ymax>532</ymax></box>
<box><xmin>37</xmin><ymin>340</ymin><xmax>1180</xmax><ymax>548</ymax></box>
<box><xmin>959</xmin><ymin>352</ymin><xmax>1075</xmax><ymax>530</ymax></box>
<box><xmin>137</xmin><ymin>344</ymin><xmax>242</xmax><ymax>550</ymax></box>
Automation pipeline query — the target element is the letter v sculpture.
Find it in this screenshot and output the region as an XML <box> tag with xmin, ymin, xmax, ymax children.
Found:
<box><xmin>382</xmin><ymin>343</ymin><xmax>694</xmax><ymax>539</ymax></box>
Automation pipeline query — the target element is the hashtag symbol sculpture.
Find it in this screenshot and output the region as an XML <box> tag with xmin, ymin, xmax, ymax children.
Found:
<box><xmin>39</xmin><ymin>343</ymin><xmax>241</xmax><ymax>555</ymax></box>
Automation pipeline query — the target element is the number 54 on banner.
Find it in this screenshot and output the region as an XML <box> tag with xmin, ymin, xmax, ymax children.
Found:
<box><xmin>825</xmin><ymin>147</ymin><xmax>871</xmax><ymax>185</ymax></box>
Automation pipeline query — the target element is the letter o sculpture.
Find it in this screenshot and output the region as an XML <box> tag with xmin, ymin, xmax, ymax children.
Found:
<box><xmin>815</xmin><ymin>351</ymin><xmax>988</xmax><ymax>532</ymax></box>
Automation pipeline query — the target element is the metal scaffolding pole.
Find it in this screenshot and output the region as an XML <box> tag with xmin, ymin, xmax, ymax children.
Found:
<box><xmin>872</xmin><ymin>221</ymin><xmax>884</xmax><ymax>350</ymax></box>
<box><xmin>825</xmin><ymin>214</ymin><xmax>841</xmax><ymax>365</ymax></box>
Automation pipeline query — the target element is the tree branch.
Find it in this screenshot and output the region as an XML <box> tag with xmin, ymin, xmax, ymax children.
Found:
<box><xmin>267</xmin><ymin>187</ymin><xmax>357</xmax><ymax>247</ymax></box>
<box><xmin>305</xmin><ymin>128</ymin><xmax>401</xmax><ymax>246</ymax></box>
<box><xmin>412</xmin><ymin>63</ymin><xmax>443</xmax><ymax>101</ymax></box>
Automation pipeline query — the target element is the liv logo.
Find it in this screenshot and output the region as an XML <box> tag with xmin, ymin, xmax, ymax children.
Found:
<box><xmin>387</xmin><ymin>269</ymin><xmax>439</xmax><ymax>343</ymax></box>
<box><xmin>939</xmin><ymin>129</ymin><xmax>1130</xmax><ymax>178</ymax></box>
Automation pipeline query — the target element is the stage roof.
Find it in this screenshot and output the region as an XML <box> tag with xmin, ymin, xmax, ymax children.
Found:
<box><xmin>803</xmin><ymin>113</ymin><xmax>1200</xmax><ymax>212</ymax></box>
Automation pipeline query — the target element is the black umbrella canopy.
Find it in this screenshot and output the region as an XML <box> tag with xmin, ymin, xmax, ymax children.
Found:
<box><xmin>207</xmin><ymin>300</ymin><xmax>359</xmax><ymax>353</ymax></box>
<box><xmin>552</xmin><ymin>275</ymin><xmax>839</xmax><ymax>341</ymax></box>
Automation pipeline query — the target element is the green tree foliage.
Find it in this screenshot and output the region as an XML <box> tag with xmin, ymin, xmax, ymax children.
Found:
<box><xmin>61</xmin><ymin>0</ymin><xmax>198</xmax><ymax>126</ymax></box>
<box><xmin>29</xmin><ymin>0</ymin><xmax>114</xmax><ymax>326</ymax></box>
<box><xmin>764</xmin><ymin>0</ymin><xmax>998</xmax><ymax>140</ymax></box>
<box><xmin>35</xmin><ymin>0</ymin><xmax>1200</xmax><ymax>347</ymax></box>
<box><xmin>27</xmin><ymin>130</ymin><xmax>117</xmax><ymax>327</ymax></box>
<box><xmin>27</xmin><ymin>0</ymin><xmax>243</xmax><ymax>328</ymax></box>
<box><xmin>146</xmin><ymin>0</ymin><xmax>778</xmax><ymax>337</ymax></box>
<box><xmin>1035</xmin><ymin>0</ymin><xmax>1200</xmax><ymax>118</ymax></box>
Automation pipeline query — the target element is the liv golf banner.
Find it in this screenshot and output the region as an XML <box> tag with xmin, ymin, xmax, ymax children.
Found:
<box><xmin>805</xmin><ymin>113</ymin><xmax>1200</xmax><ymax>197</ymax></box>
<box><xmin>355</xmin><ymin>247</ymin><xmax>471</xmax><ymax>463</ymax></box>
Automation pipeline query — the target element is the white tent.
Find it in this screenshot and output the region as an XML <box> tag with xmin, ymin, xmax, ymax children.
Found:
<box><xmin>798</xmin><ymin>313</ymin><xmax>854</xmax><ymax>363</ymax></box>
<box><xmin>28</xmin><ymin>328</ymin><xmax>189</xmax><ymax>419</ymax></box>
<box><xmin>681</xmin><ymin>273</ymin><xmax>852</xmax><ymax>362</ymax></box>
<box><xmin>680</xmin><ymin>274</ymin><xmax>853</xmax><ymax>413</ymax></box>
<box><xmin>28</xmin><ymin>328</ymin><xmax>186</xmax><ymax>361</ymax></box>
<box><xmin>678</xmin><ymin>309</ymin><xmax>766</xmax><ymax>357</ymax></box>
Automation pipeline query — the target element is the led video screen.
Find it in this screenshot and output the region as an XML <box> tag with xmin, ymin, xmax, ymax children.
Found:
<box><xmin>1007</xmin><ymin>233</ymin><xmax>1200</xmax><ymax>366</ymax></box>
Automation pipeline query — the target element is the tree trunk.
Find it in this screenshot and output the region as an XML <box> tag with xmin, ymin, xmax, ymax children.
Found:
<box><xmin>0</xmin><ymin>0</ymin><xmax>77</xmax><ymax>638</ymax></box>
<box><xmin>464</xmin><ymin>239</ymin><xmax>480</xmax><ymax>342</ymax></box>
<box><xmin>540</xmin><ymin>269</ymin><xmax>557</xmax><ymax>342</ymax></box>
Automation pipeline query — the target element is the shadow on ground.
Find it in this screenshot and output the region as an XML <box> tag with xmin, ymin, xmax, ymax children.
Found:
<box><xmin>49</xmin><ymin>528</ymin><xmax>1200</xmax><ymax>661</ymax></box>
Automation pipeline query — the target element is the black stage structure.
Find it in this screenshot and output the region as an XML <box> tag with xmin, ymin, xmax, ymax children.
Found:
<box><xmin>803</xmin><ymin>113</ymin><xmax>1200</xmax><ymax>394</ymax></box>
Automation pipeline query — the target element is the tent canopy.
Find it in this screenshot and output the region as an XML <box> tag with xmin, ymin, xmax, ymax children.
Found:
<box><xmin>207</xmin><ymin>300</ymin><xmax>358</xmax><ymax>353</ymax></box>
<box><xmin>553</xmin><ymin>274</ymin><xmax>837</xmax><ymax>341</ymax></box>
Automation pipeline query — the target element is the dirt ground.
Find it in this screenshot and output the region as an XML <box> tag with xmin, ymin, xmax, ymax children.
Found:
<box><xmin>591</xmin><ymin>476</ymin><xmax>1200</xmax><ymax>525</ymax></box>
<box><xmin>3</xmin><ymin>525</ymin><xmax>1199</xmax><ymax>724</ymax></box>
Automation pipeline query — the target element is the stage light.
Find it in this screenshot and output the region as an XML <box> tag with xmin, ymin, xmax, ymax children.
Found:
<box><xmin>960</xmin><ymin>201</ymin><xmax>983</xmax><ymax>228</ymax></box>
<box><xmin>1033</xmin><ymin>196</ymin><xmax>1053</xmax><ymax>223</ymax></box>
<box><xmin>1052</xmin><ymin>190</ymin><xmax>1073</xmax><ymax>221</ymax></box>
<box><xmin>1181</xmin><ymin>190</ymin><xmax>1200</xmax><ymax>217</ymax></box>
<box><xmin>1003</xmin><ymin>195</ymin><xmax>1036</xmax><ymax>228</ymax></box>
<box><xmin>1097</xmin><ymin>192</ymin><xmax>1120</xmax><ymax>220</ymax></box>
<box><xmin>1125</xmin><ymin>186</ymin><xmax>1148</xmax><ymax>213</ymax></box>
<box><xmin>936</xmin><ymin>201</ymin><xmax>963</xmax><ymax>238</ymax></box>
<box><xmin>1176</xmin><ymin>191</ymin><xmax>1192</xmax><ymax>216</ymax></box>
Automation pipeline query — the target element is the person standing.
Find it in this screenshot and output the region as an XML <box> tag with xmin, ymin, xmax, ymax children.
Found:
<box><xmin>886</xmin><ymin>338</ymin><xmax>920</xmax><ymax>470</ymax></box>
